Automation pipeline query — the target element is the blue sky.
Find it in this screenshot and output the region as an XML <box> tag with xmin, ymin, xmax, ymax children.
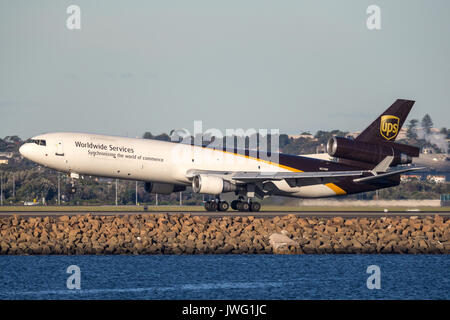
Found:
<box><xmin>1</xmin><ymin>0</ymin><xmax>449</xmax><ymax>139</ymax></box>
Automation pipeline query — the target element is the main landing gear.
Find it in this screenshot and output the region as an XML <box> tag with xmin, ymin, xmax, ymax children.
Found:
<box><xmin>203</xmin><ymin>197</ymin><xmax>261</xmax><ymax>212</ymax></box>
<box><xmin>204</xmin><ymin>199</ymin><xmax>230</xmax><ymax>212</ymax></box>
<box><xmin>231</xmin><ymin>199</ymin><xmax>261</xmax><ymax>212</ymax></box>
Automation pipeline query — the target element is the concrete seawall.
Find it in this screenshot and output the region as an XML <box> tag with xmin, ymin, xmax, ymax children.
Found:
<box><xmin>0</xmin><ymin>214</ymin><xmax>449</xmax><ymax>254</ymax></box>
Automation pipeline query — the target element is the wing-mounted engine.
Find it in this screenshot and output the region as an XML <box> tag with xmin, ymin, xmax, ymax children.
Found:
<box><xmin>326</xmin><ymin>136</ymin><xmax>419</xmax><ymax>167</ymax></box>
<box><xmin>192</xmin><ymin>175</ymin><xmax>237</xmax><ymax>195</ymax></box>
<box><xmin>144</xmin><ymin>182</ymin><xmax>186</xmax><ymax>194</ymax></box>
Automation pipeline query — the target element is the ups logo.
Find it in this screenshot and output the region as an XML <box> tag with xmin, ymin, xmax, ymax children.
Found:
<box><xmin>380</xmin><ymin>115</ymin><xmax>400</xmax><ymax>140</ymax></box>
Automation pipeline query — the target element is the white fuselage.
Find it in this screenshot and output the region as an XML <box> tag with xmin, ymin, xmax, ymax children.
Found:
<box><xmin>19</xmin><ymin>132</ymin><xmax>339</xmax><ymax>198</ymax></box>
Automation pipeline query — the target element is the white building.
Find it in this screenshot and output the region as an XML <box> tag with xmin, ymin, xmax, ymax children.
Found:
<box><xmin>288</xmin><ymin>134</ymin><xmax>317</xmax><ymax>140</ymax></box>
<box><xmin>0</xmin><ymin>152</ymin><xmax>14</xmax><ymax>158</ymax></box>
<box><xmin>426</xmin><ymin>175</ymin><xmax>446</xmax><ymax>183</ymax></box>
<box><xmin>401</xmin><ymin>175</ymin><xmax>421</xmax><ymax>182</ymax></box>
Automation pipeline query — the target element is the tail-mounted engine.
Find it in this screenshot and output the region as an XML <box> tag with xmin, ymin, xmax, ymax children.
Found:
<box><xmin>327</xmin><ymin>136</ymin><xmax>419</xmax><ymax>166</ymax></box>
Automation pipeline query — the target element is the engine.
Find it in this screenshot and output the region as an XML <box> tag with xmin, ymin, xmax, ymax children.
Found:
<box><xmin>144</xmin><ymin>182</ymin><xmax>186</xmax><ymax>194</ymax></box>
<box><xmin>327</xmin><ymin>137</ymin><xmax>419</xmax><ymax>166</ymax></box>
<box><xmin>192</xmin><ymin>175</ymin><xmax>236</xmax><ymax>195</ymax></box>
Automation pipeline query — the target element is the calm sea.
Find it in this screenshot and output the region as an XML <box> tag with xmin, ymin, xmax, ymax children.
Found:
<box><xmin>0</xmin><ymin>255</ymin><xmax>448</xmax><ymax>300</ymax></box>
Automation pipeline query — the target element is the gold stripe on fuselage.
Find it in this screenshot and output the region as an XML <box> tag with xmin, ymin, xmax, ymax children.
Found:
<box><xmin>325</xmin><ymin>183</ymin><xmax>347</xmax><ymax>195</ymax></box>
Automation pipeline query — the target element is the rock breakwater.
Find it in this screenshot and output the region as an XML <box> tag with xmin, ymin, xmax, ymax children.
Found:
<box><xmin>0</xmin><ymin>214</ymin><xmax>449</xmax><ymax>254</ymax></box>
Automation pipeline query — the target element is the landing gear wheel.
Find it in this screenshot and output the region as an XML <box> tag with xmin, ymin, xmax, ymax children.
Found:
<box><xmin>204</xmin><ymin>201</ymin><xmax>211</xmax><ymax>211</ymax></box>
<box><xmin>237</xmin><ymin>201</ymin><xmax>250</xmax><ymax>212</ymax></box>
<box><xmin>218</xmin><ymin>201</ymin><xmax>229</xmax><ymax>211</ymax></box>
<box><xmin>209</xmin><ymin>201</ymin><xmax>218</xmax><ymax>211</ymax></box>
<box><xmin>250</xmin><ymin>202</ymin><xmax>261</xmax><ymax>212</ymax></box>
<box><xmin>231</xmin><ymin>200</ymin><xmax>239</xmax><ymax>210</ymax></box>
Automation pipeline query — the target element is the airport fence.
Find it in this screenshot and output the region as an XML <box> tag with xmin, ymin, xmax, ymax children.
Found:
<box><xmin>440</xmin><ymin>194</ymin><xmax>450</xmax><ymax>207</ymax></box>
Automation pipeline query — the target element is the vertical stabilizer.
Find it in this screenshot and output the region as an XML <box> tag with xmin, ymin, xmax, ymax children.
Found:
<box><xmin>356</xmin><ymin>99</ymin><xmax>415</xmax><ymax>143</ymax></box>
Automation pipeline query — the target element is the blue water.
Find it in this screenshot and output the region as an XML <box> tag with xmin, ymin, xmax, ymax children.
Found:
<box><xmin>0</xmin><ymin>255</ymin><xmax>448</xmax><ymax>300</ymax></box>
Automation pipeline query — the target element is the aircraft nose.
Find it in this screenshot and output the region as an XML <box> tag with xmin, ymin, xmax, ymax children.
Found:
<box><xmin>19</xmin><ymin>143</ymin><xmax>32</xmax><ymax>159</ymax></box>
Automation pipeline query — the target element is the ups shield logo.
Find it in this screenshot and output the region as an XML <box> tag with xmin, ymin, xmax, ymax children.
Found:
<box><xmin>380</xmin><ymin>115</ymin><xmax>400</xmax><ymax>140</ymax></box>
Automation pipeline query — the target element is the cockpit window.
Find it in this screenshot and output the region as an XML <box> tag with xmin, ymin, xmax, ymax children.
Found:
<box><xmin>26</xmin><ymin>139</ymin><xmax>46</xmax><ymax>146</ymax></box>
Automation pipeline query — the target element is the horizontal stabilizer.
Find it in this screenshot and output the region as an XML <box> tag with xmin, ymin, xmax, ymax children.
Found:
<box><xmin>353</xmin><ymin>167</ymin><xmax>425</xmax><ymax>183</ymax></box>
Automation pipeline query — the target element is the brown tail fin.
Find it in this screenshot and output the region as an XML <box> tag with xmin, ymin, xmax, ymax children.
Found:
<box><xmin>356</xmin><ymin>99</ymin><xmax>415</xmax><ymax>143</ymax></box>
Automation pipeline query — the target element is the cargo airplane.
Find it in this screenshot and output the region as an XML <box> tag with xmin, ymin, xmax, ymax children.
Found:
<box><xmin>20</xmin><ymin>99</ymin><xmax>422</xmax><ymax>212</ymax></box>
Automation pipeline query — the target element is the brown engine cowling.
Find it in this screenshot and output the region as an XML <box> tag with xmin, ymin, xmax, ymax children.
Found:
<box><xmin>327</xmin><ymin>137</ymin><xmax>419</xmax><ymax>166</ymax></box>
<box><xmin>144</xmin><ymin>182</ymin><xmax>186</xmax><ymax>194</ymax></box>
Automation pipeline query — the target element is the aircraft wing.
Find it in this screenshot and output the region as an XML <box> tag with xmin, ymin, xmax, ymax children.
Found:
<box><xmin>187</xmin><ymin>166</ymin><xmax>424</xmax><ymax>188</ymax></box>
<box><xmin>231</xmin><ymin>170</ymin><xmax>365</xmax><ymax>187</ymax></box>
<box><xmin>186</xmin><ymin>169</ymin><xmax>366</xmax><ymax>187</ymax></box>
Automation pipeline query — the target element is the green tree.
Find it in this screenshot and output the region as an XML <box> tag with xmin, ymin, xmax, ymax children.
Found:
<box><xmin>153</xmin><ymin>133</ymin><xmax>170</xmax><ymax>141</ymax></box>
<box><xmin>4</xmin><ymin>136</ymin><xmax>21</xmax><ymax>143</ymax></box>
<box><xmin>142</xmin><ymin>132</ymin><xmax>153</xmax><ymax>139</ymax></box>
<box><xmin>142</xmin><ymin>132</ymin><xmax>170</xmax><ymax>141</ymax></box>
<box><xmin>279</xmin><ymin>134</ymin><xmax>291</xmax><ymax>148</ymax></box>
<box><xmin>421</xmin><ymin>114</ymin><xmax>433</xmax><ymax>134</ymax></box>
<box><xmin>406</xmin><ymin>119</ymin><xmax>418</xmax><ymax>139</ymax></box>
<box><xmin>314</xmin><ymin>130</ymin><xmax>348</xmax><ymax>145</ymax></box>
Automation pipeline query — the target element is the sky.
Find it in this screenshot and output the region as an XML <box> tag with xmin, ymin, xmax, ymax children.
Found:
<box><xmin>0</xmin><ymin>0</ymin><xmax>449</xmax><ymax>139</ymax></box>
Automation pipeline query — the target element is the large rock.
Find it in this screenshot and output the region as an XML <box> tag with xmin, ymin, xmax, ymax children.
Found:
<box><xmin>269</xmin><ymin>231</ymin><xmax>297</xmax><ymax>251</ymax></box>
